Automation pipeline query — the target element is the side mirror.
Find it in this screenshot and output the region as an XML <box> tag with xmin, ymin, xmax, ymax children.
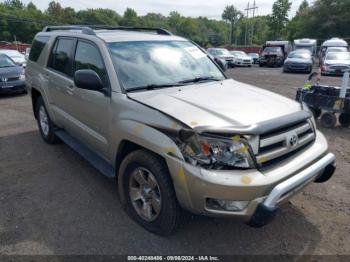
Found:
<box><xmin>74</xmin><ymin>69</ymin><xmax>104</xmax><ymax>92</ymax></box>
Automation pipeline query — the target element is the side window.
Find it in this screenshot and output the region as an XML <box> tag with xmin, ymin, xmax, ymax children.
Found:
<box><xmin>74</xmin><ymin>41</ymin><xmax>109</xmax><ymax>87</ymax></box>
<box><xmin>29</xmin><ymin>36</ymin><xmax>49</xmax><ymax>62</ymax></box>
<box><xmin>49</xmin><ymin>38</ymin><xmax>74</xmax><ymax>77</ymax></box>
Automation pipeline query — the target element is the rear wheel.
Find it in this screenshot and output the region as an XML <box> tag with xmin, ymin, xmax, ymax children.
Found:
<box><xmin>118</xmin><ymin>150</ymin><xmax>181</xmax><ymax>236</ymax></box>
<box><xmin>35</xmin><ymin>96</ymin><xmax>60</xmax><ymax>144</ymax></box>
<box><xmin>339</xmin><ymin>113</ymin><xmax>350</xmax><ymax>127</ymax></box>
<box><xmin>320</xmin><ymin>112</ymin><xmax>337</xmax><ymax>128</ymax></box>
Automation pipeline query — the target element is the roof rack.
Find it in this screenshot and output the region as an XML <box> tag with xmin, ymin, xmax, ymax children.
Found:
<box><xmin>42</xmin><ymin>25</ymin><xmax>172</xmax><ymax>36</ymax></box>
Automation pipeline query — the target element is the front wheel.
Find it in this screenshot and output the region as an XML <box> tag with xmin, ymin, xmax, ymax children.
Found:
<box><xmin>118</xmin><ymin>150</ymin><xmax>181</xmax><ymax>236</ymax></box>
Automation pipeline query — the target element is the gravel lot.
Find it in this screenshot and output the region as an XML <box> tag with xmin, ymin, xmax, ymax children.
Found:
<box><xmin>0</xmin><ymin>66</ymin><xmax>349</xmax><ymax>255</ymax></box>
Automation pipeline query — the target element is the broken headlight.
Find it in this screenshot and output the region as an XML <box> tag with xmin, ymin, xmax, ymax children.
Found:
<box><xmin>179</xmin><ymin>133</ymin><xmax>255</xmax><ymax>169</ymax></box>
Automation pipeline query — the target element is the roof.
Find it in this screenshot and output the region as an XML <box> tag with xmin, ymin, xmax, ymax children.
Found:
<box><xmin>38</xmin><ymin>26</ymin><xmax>187</xmax><ymax>43</ymax></box>
<box><xmin>95</xmin><ymin>30</ymin><xmax>187</xmax><ymax>43</ymax></box>
<box><xmin>321</xmin><ymin>38</ymin><xmax>348</xmax><ymax>47</ymax></box>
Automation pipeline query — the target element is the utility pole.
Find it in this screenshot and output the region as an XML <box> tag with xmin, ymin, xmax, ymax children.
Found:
<box><xmin>251</xmin><ymin>0</ymin><xmax>258</xmax><ymax>46</ymax></box>
<box><xmin>244</xmin><ymin>2</ymin><xmax>249</xmax><ymax>47</ymax></box>
<box><xmin>244</xmin><ymin>1</ymin><xmax>258</xmax><ymax>46</ymax></box>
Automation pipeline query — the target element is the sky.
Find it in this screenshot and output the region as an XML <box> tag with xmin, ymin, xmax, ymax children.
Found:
<box><xmin>20</xmin><ymin>0</ymin><xmax>309</xmax><ymax>19</ymax></box>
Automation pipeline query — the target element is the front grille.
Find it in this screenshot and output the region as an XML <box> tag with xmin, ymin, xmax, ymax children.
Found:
<box><xmin>244</xmin><ymin>60</ymin><xmax>251</xmax><ymax>63</ymax></box>
<box><xmin>290</xmin><ymin>63</ymin><xmax>307</xmax><ymax>68</ymax></box>
<box><xmin>0</xmin><ymin>76</ymin><xmax>19</xmax><ymax>82</ymax></box>
<box><xmin>256</xmin><ymin>120</ymin><xmax>315</xmax><ymax>168</ymax></box>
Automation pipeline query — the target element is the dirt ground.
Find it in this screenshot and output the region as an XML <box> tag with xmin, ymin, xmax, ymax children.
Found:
<box><xmin>0</xmin><ymin>66</ymin><xmax>349</xmax><ymax>255</ymax></box>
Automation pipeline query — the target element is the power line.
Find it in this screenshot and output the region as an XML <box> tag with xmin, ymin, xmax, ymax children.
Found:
<box><xmin>244</xmin><ymin>1</ymin><xmax>258</xmax><ymax>46</ymax></box>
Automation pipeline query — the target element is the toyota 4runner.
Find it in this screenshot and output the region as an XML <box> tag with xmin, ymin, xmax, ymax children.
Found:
<box><xmin>26</xmin><ymin>26</ymin><xmax>336</xmax><ymax>235</ymax></box>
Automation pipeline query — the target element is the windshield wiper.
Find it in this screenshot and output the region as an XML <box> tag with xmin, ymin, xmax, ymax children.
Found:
<box><xmin>179</xmin><ymin>76</ymin><xmax>222</xmax><ymax>84</ymax></box>
<box><xmin>127</xmin><ymin>83</ymin><xmax>184</xmax><ymax>92</ymax></box>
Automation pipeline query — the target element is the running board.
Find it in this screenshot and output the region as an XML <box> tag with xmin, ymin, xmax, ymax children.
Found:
<box><xmin>55</xmin><ymin>130</ymin><xmax>115</xmax><ymax>178</ymax></box>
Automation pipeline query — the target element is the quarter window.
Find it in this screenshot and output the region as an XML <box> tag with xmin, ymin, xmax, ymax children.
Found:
<box><xmin>49</xmin><ymin>38</ymin><xmax>74</xmax><ymax>77</ymax></box>
<box><xmin>29</xmin><ymin>36</ymin><xmax>49</xmax><ymax>62</ymax></box>
<box><xmin>74</xmin><ymin>41</ymin><xmax>109</xmax><ymax>87</ymax></box>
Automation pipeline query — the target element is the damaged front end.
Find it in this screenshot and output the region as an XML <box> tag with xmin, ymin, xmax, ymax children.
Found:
<box><xmin>176</xmin><ymin>129</ymin><xmax>256</xmax><ymax>170</ymax></box>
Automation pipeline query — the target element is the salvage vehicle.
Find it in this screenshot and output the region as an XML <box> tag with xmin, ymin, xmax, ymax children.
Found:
<box><xmin>321</xmin><ymin>52</ymin><xmax>350</xmax><ymax>76</ymax></box>
<box><xmin>283</xmin><ymin>51</ymin><xmax>313</xmax><ymax>74</ymax></box>
<box><xmin>207</xmin><ymin>48</ymin><xmax>236</xmax><ymax>68</ymax></box>
<box><xmin>230</xmin><ymin>51</ymin><xmax>252</xmax><ymax>67</ymax></box>
<box><xmin>0</xmin><ymin>54</ymin><xmax>26</xmax><ymax>94</ymax></box>
<box><xmin>26</xmin><ymin>26</ymin><xmax>336</xmax><ymax>235</ymax></box>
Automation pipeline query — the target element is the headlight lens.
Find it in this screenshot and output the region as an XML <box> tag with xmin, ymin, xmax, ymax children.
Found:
<box><xmin>179</xmin><ymin>134</ymin><xmax>255</xmax><ymax>169</ymax></box>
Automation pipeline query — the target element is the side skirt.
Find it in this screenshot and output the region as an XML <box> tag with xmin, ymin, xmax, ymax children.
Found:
<box><xmin>55</xmin><ymin>130</ymin><xmax>115</xmax><ymax>178</ymax></box>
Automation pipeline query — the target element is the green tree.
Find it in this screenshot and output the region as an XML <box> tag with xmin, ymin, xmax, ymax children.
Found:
<box><xmin>268</xmin><ymin>0</ymin><xmax>292</xmax><ymax>39</ymax></box>
<box><xmin>121</xmin><ymin>8</ymin><xmax>139</xmax><ymax>26</ymax></box>
<box><xmin>222</xmin><ymin>5</ymin><xmax>242</xmax><ymax>44</ymax></box>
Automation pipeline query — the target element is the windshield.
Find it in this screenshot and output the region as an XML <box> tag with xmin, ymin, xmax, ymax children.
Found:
<box><xmin>326</xmin><ymin>52</ymin><xmax>350</xmax><ymax>60</ymax></box>
<box><xmin>327</xmin><ymin>47</ymin><xmax>348</xmax><ymax>53</ymax></box>
<box><xmin>0</xmin><ymin>55</ymin><xmax>16</xmax><ymax>68</ymax></box>
<box><xmin>108</xmin><ymin>41</ymin><xmax>225</xmax><ymax>91</ymax></box>
<box><xmin>263</xmin><ymin>47</ymin><xmax>282</xmax><ymax>53</ymax></box>
<box><xmin>288</xmin><ymin>52</ymin><xmax>311</xmax><ymax>59</ymax></box>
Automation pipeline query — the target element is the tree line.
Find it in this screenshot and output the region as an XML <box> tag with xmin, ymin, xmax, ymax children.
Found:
<box><xmin>0</xmin><ymin>0</ymin><xmax>349</xmax><ymax>47</ymax></box>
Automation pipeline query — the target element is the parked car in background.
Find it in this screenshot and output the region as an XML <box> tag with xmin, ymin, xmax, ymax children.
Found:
<box><xmin>207</xmin><ymin>48</ymin><xmax>235</xmax><ymax>68</ymax></box>
<box><xmin>259</xmin><ymin>46</ymin><xmax>286</xmax><ymax>67</ymax></box>
<box><xmin>230</xmin><ymin>51</ymin><xmax>252</xmax><ymax>67</ymax></box>
<box><xmin>0</xmin><ymin>49</ymin><xmax>26</xmax><ymax>68</ymax></box>
<box><xmin>283</xmin><ymin>51</ymin><xmax>313</xmax><ymax>73</ymax></box>
<box><xmin>319</xmin><ymin>38</ymin><xmax>348</xmax><ymax>65</ymax></box>
<box><xmin>0</xmin><ymin>54</ymin><xmax>26</xmax><ymax>94</ymax></box>
<box><xmin>248</xmin><ymin>53</ymin><xmax>259</xmax><ymax>64</ymax></box>
<box><xmin>321</xmin><ymin>52</ymin><xmax>350</xmax><ymax>76</ymax></box>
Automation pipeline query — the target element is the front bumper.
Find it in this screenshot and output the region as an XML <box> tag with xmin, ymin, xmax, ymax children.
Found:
<box><xmin>284</xmin><ymin>64</ymin><xmax>312</xmax><ymax>72</ymax></box>
<box><xmin>0</xmin><ymin>80</ymin><xmax>26</xmax><ymax>94</ymax></box>
<box><xmin>166</xmin><ymin>131</ymin><xmax>335</xmax><ymax>224</ymax></box>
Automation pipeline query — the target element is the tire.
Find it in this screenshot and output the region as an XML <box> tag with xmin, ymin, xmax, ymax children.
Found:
<box><xmin>320</xmin><ymin>112</ymin><xmax>337</xmax><ymax>128</ymax></box>
<box><xmin>339</xmin><ymin>113</ymin><xmax>350</xmax><ymax>127</ymax></box>
<box><xmin>310</xmin><ymin>107</ymin><xmax>322</xmax><ymax>119</ymax></box>
<box><xmin>35</xmin><ymin>96</ymin><xmax>60</xmax><ymax>144</ymax></box>
<box><xmin>259</xmin><ymin>63</ymin><xmax>263</xmax><ymax>67</ymax></box>
<box><xmin>118</xmin><ymin>149</ymin><xmax>181</xmax><ymax>236</ymax></box>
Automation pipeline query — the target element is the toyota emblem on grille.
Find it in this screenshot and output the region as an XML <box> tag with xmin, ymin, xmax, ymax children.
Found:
<box><xmin>1</xmin><ymin>77</ymin><xmax>7</xmax><ymax>82</ymax></box>
<box><xmin>288</xmin><ymin>133</ymin><xmax>298</xmax><ymax>147</ymax></box>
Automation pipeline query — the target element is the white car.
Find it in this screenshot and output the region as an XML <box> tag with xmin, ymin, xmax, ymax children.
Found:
<box><xmin>321</xmin><ymin>52</ymin><xmax>350</xmax><ymax>76</ymax></box>
<box><xmin>230</xmin><ymin>51</ymin><xmax>253</xmax><ymax>67</ymax></box>
<box><xmin>0</xmin><ymin>49</ymin><xmax>26</xmax><ymax>68</ymax></box>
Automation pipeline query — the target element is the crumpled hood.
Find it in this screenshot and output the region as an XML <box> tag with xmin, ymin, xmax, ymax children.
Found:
<box><xmin>127</xmin><ymin>79</ymin><xmax>302</xmax><ymax>129</ymax></box>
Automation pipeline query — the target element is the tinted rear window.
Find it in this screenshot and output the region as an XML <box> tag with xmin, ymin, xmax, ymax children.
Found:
<box><xmin>29</xmin><ymin>36</ymin><xmax>49</xmax><ymax>62</ymax></box>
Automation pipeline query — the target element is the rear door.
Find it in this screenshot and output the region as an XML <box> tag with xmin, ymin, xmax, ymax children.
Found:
<box><xmin>45</xmin><ymin>37</ymin><xmax>75</xmax><ymax>126</ymax></box>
